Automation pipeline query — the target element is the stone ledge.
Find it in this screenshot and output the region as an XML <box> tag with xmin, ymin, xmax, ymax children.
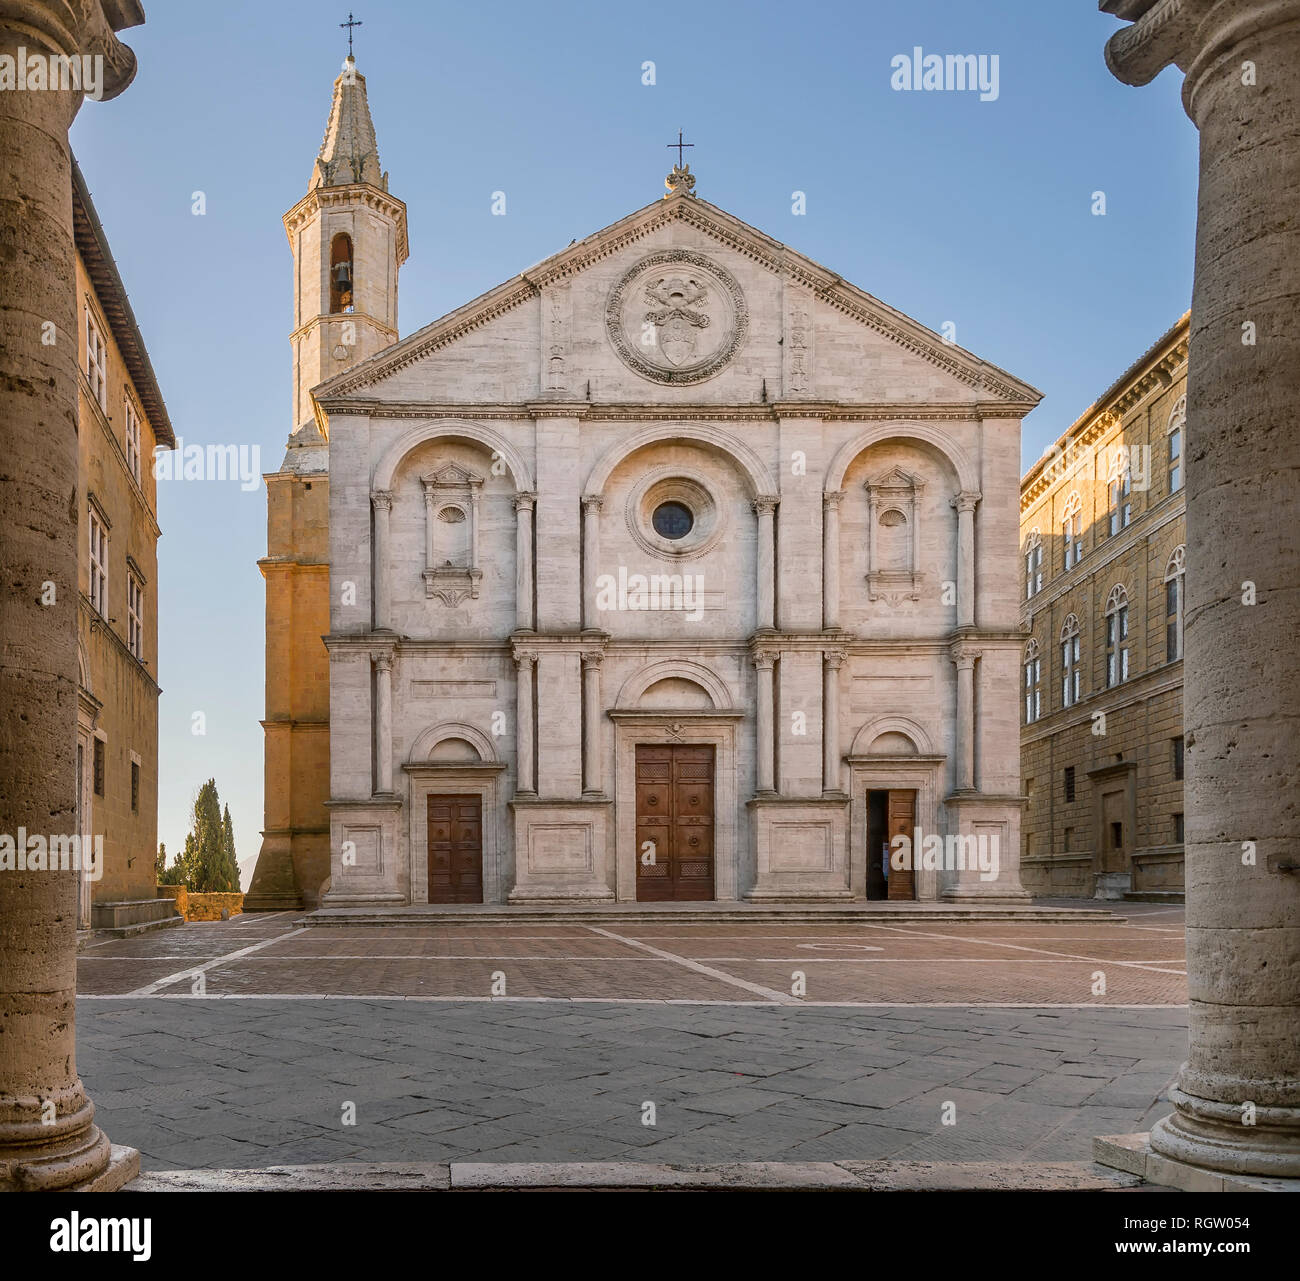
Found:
<box><xmin>125</xmin><ymin>1159</ymin><xmax>1144</xmax><ymax>1192</ymax></box>
<box><xmin>1094</xmin><ymin>1133</ymin><xmax>1300</xmax><ymax>1192</ymax></box>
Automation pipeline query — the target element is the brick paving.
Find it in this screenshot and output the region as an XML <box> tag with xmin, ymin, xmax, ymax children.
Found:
<box><xmin>75</xmin><ymin>903</ymin><xmax>1188</xmax><ymax>1170</ymax></box>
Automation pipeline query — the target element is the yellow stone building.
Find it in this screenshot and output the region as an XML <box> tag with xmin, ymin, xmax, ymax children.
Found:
<box><xmin>1019</xmin><ymin>315</ymin><xmax>1188</xmax><ymax>901</ymax></box>
<box><xmin>72</xmin><ymin>156</ymin><xmax>178</xmax><ymax>932</ymax></box>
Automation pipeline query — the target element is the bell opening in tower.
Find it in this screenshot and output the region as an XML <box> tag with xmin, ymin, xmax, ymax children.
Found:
<box><xmin>330</xmin><ymin>232</ymin><xmax>354</xmax><ymax>313</ymax></box>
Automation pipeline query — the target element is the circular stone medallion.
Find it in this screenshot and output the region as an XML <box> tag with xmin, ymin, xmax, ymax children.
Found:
<box><xmin>606</xmin><ymin>249</ymin><xmax>747</xmax><ymax>385</ymax></box>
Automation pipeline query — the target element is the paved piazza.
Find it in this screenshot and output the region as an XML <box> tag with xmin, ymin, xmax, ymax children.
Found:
<box><xmin>77</xmin><ymin>905</ymin><xmax>1187</xmax><ymax>1171</ymax></box>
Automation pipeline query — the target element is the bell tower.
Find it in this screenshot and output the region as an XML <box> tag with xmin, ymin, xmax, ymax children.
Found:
<box><xmin>283</xmin><ymin>54</ymin><xmax>408</xmax><ymax>430</ymax></box>
<box><xmin>246</xmin><ymin>55</ymin><xmax>407</xmax><ymax>911</ymax></box>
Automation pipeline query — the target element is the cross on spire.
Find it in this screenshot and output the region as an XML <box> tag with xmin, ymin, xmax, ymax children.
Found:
<box><xmin>667</xmin><ymin>129</ymin><xmax>693</xmax><ymax>168</ymax></box>
<box><xmin>340</xmin><ymin>11</ymin><xmax>362</xmax><ymax>57</ymax></box>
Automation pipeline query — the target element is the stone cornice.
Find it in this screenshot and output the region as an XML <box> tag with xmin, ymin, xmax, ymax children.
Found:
<box><xmin>283</xmin><ymin>182</ymin><xmax>409</xmax><ymax>264</ymax></box>
<box><xmin>313</xmin><ymin>398</ymin><xmax>1028</xmax><ymax>424</ymax></box>
<box><xmin>310</xmin><ymin>194</ymin><xmax>1040</xmax><ymax>404</ymax></box>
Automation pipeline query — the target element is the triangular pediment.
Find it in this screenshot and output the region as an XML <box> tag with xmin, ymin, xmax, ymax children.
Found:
<box><xmin>312</xmin><ymin>191</ymin><xmax>1041</xmax><ymax>406</ymax></box>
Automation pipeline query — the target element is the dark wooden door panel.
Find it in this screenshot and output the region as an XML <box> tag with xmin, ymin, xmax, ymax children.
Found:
<box><xmin>428</xmin><ymin>793</ymin><xmax>483</xmax><ymax>904</ymax></box>
<box><xmin>887</xmin><ymin>789</ymin><xmax>916</xmax><ymax>901</ymax></box>
<box><xmin>636</xmin><ymin>744</ymin><xmax>715</xmax><ymax>901</ymax></box>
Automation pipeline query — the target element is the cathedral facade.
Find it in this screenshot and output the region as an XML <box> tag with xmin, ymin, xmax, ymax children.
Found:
<box><xmin>247</xmin><ymin>58</ymin><xmax>1039</xmax><ymax>910</ymax></box>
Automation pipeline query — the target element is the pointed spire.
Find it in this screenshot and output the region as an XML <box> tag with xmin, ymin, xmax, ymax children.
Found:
<box><xmin>310</xmin><ymin>57</ymin><xmax>387</xmax><ymax>191</ymax></box>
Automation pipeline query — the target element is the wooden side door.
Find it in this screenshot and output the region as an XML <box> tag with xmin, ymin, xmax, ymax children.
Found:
<box><xmin>886</xmin><ymin>789</ymin><xmax>916</xmax><ymax>901</ymax></box>
<box><xmin>427</xmin><ymin>794</ymin><xmax>483</xmax><ymax>904</ymax></box>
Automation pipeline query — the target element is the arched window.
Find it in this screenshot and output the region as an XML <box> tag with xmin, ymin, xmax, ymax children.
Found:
<box><xmin>1165</xmin><ymin>544</ymin><xmax>1186</xmax><ymax>662</ymax></box>
<box><xmin>1024</xmin><ymin>527</ymin><xmax>1043</xmax><ymax>599</ymax></box>
<box><xmin>1024</xmin><ymin>638</ymin><xmax>1042</xmax><ymax>725</ymax></box>
<box><xmin>1107</xmin><ymin>447</ymin><xmax>1132</xmax><ymax>536</ymax></box>
<box><xmin>1061</xmin><ymin>491</ymin><xmax>1083</xmax><ymax>571</ymax></box>
<box><xmin>329</xmin><ymin>232</ymin><xmax>354</xmax><ymax>314</ymax></box>
<box><xmin>1060</xmin><ymin>613</ymin><xmax>1081</xmax><ymax>708</ymax></box>
<box><xmin>1105</xmin><ymin>585</ymin><xmax>1130</xmax><ymax>687</ymax></box>
<box><xmin>1167</xmin><ymin>395</ymin><xmax>1186</xmax><ymax>494</ymax></box>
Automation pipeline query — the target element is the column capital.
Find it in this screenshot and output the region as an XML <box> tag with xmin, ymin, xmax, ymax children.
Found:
<box><xmin>371</xmin><ymin>652</ymin><xmax>393</xmax><ymax>673</ymax></box>
<box><xmin>371</xmin><ymin>489</ymin><xmax>394</xmax><ymax>512</ymax></box>
<box><xmin>513</xmin><ymin>490</ymin><xmax>537</xmax><ymax>512</ymax></box>
<box><xmin>752</xmin><ymin>494</ymin><xmax>780</xmax><ymax>516</ymax></box>
<box><xmin>1100</xmin><ymin>0</ymin><xmax>1208</xmax><ymax>91</ymax></box>
<box><xmin>580</xmin><ymin>650</ymin><xmax>604</xmax><ymax>669</ymax></box>
<box><xmin>823</xmin><ymin>648</ymin><xmax>848</xmax><ymax>670</ymax></box>
<box><xmin>951</xmin><ymin>490</ymin><xmax>981</xmax><ymax>513</ymax></box>
<box><xmin>513</xmin><ymin>648</ymin><xmax>538</xmax><ymax>668</ymax></box>
<box><xmin>752</xmin><ymin>652</ymin><xmax>776</xmax><ymax>672</ymax></box>
<box><xmin>823</xmin><ymin>489</ymin><xmax>845</xmax><ymax>511</ymax></box>
<box><xmin>950</xmin><ymin>644</ymin><xmax>979</xmax><ymax>670</ymax></box>
<box><xmin>581</xmin><ymin>493</ymin><xmax>603</xmax><ymax>512</ymax></box>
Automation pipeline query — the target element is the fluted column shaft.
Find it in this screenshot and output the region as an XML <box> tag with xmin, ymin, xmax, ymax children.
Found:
<box><xmin>514</xmin><ymin>492</ymin><xmax>535</xmax><ymax>631</ymax></box>
<box><xmin>755</xmin><ymin>654</ymin><xmax>776</xmax><ymax>794</ymax></box>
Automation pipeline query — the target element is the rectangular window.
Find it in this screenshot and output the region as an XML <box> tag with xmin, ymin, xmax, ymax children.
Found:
<box><xmin>1064</xmin><ymin>826</ymin><xmax>1075</xmax><ymax>852</ymax></box>
<box><xmin>1107</xmin><ymin>607</ymin><xmax>1129</xmax><ymax>687</ymax></box>
<box><xmin>123</xmin><ymin>396</ymin><xmax>142</xmax><ymax>483</ymax></box>
<box><xmin>1062</xmin><ymin>513</ymin><xmax>1082</xmax><ymax>570</ymax></box>
<box><xmin>1173</xmin><ymin>812</ymin><xmax>1184</xmax><ymax>844</ymax></box>
<box><xmin>131</xmin><ymin>760</ymin><xmax>139</xmax><ymax>814</ymax></box>
<box><xmin>1025</xmin><ymin>544</ymin><xmax>1043</xmax><ymax>599</ymax></box>
<box><xmin>1169</xmin><ymin>427</ymin><xmax>1182</xmax><ymax>493</ymax></box>
<box><xmin>1062</xmin><ymin>634</ymin><xmax>1080</xmax><ymax>707</ymax></box>
<box><xmin>85</xmin><ymin>311</ymin><xmax>108</xmax><ymax>411</ymax></box>
<box><xmin>1166</xmin><ymin>576</ymin><xmax>1183</xmax><ymax>661</ymax></box>
<box><xmin>1173</xmin><ymin>736</ymin><xmax>1184</xmax><ymax>781</ymax></box>
<box><xmin>1110</xmin><ymin>820</ymin><xmax>1124</xmax><ymax>850</ymax></box>
<box><xmin>1024</xmin><ymin>657</ymin><xmax>1041</xmax><ymax>724</ymax></box>
<box><xmin>88</xmin><ymin>507</ymin><xmax>108</xmax><ymax>617</ymax></box>
<box><xmin>1064</xmin><ymin>766</ymin><xmax>1076</xmax><ymax>803</ymax></box>
<box><xmin>1108</xmin><ymin>472</ymin><xmax>1132</xmax><ymax>536</ymax></box>
<box><xmin>93</xmin><ymin>738</ymin><xmax>104</xmax><ymax>797</ymax></box>
<box><xmin>127</xmin><ymin>570</ymin><xmax>144</xmax><ymax>660</ymax></box>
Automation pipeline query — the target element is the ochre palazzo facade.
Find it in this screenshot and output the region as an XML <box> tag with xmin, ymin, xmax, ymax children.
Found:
<box><xmin>248</xmin><ymin>57</ymin><xmax>1040</xmax><ymax>909</ymax></box>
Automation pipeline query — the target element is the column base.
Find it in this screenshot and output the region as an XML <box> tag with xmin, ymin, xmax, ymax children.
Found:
<box><xmin>0</xmin><ymin>1122</ymin><xmax>138</xmax><ymax>1193</ymax></box>
<box><xmin>1145</xmin><ymin>1087</ymin><xmax>1300</xmax><ymax>1178</ymax></box>
<box><xmin>1095</xmin><ymin>1132</ymin><xmax>1300</xmax><ymax>1191</ymax></box>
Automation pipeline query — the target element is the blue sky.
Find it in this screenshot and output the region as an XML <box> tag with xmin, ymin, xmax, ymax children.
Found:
<box><xmin>69</xmin><ymin>0</ymin><xmax>1197</xmax><ymax>882</ymax></box>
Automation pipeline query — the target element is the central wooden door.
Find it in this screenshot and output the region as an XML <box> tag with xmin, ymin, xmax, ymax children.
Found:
<box><xmin>635</xmin><ymin>744</ymin><xmax>715</xmax><ymax>901</ymax></box>
<box><xmin>886</xmin><ymin>789</ymin><xmax>916</xmax><ymax>901</ymax></box>
<box><xmin>427</xmin><ymin>794</ymin><xmax>483</xmax><ymax>904</ymax></box>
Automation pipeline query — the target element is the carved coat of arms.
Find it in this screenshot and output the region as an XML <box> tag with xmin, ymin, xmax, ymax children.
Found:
<box><xmin>643</xmin><ymin>275</ymin><xmax>712</xmax><ymax>367</ymax></box>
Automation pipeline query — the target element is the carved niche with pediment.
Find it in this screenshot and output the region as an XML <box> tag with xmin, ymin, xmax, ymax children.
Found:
<box><xmin>421</xmin><ymin>462</ymin><xmax>484</xmax><ymax>606</ymax></box>
<box><xmin>864</xmin><ymin>466</ymin><xmax>925</xmax><ymax>605</ymax></box>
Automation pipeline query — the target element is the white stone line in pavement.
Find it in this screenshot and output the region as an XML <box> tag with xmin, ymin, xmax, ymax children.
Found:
<box><xmin>124</xmin><ymin>928</ymin><xmax>310</xmax><ymax>997</ymax></box>
<box><xmin>75</xmin><ymin>993</ymin><xmax>1190</xmax><ymax>1008</ymax></box>
<box><xmin>81</xmin><ymin>953</ymin><xmax>1188</xmax><ymax>967</ymax></box>
<box><xmin>851</xmin><ymin>921</ymin><xmax>1188</xmax><ymax>977</ymax></box>
<box><xmin>584</xmin><ymin>925</ymin><xmax>801</xmax><ymax>1004</ymax></box>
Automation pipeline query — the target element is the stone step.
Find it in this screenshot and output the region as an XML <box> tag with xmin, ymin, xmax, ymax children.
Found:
<box><xmin>297</xmin><ymin>902</ymin><xmax>1123</xmax><ymax>927</ymax></box>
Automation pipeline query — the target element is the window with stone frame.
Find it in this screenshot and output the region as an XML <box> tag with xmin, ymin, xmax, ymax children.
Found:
<box><xmin>85</xmin><ymin>308</ymin><xmax>108</xmax><ymax>411</ymax></box>
<box><xmin>1165</xmin><ymin>544</ymin><xmax>1186</xmax><ymax>662</ymax></box>
<box><xmin>1024</xmin><ymin>638</ymin><xmax>1042</xmax><ymax>724</ymax></box>
<box><xmin>1064</xmin><ymin>765</ymin><xmax>1076</xmax><ymax>803</ymax></box>
<box><xmin>1167</xmin><ymin>395</ymin><xmax>1186</xmax><ymax>494</ymax></box>
<box><xmin>1105</xmin><ymin>584</ymin><xmax>1130</xmax><ymax>686</ymax></box>
<box><xmin>88</xmin><ymin>505</ymin><xmax>108</xmax><ymax>617</ymax></box>
<box><xmin>127</xmin><ymin>568</ymin><xmax>144</xmax><ymax>660</ymax></box>
<box><xmin>1172</xmin><ymin>735</ymin><xmax>1184</xmax><ymax>781</ymax></box>
<box><xmin>124</xmin><ymin>393</ymin><xmax>142</xmax><ymax>484</ymax></box>
<box><xmin>1061</xmin><ymin>613</ymin><xmax>1081</xmax><ymax>708</ymax></box>
<box><xmin>1061</xmin><ymin>492</ymin><xmax>1083</xmax><ymax>570</ymax></box>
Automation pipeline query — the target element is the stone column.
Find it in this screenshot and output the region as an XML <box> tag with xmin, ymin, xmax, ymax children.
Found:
<box><xmin>422</xmin><ymin>479</ymin><xmax>437</xmax><ymax>571</ymax></box>
<box><xmin>754</xmin><ymin>652</ymin><xmax>776</xmax><ymax>794</ymax></box>
<box><xmin>822</xmin><ymin>649</ymin><xmax>844</xmax><ymax>792</ymax></box>
<box><xmin>0</xmin><ymin>1</ymin><xmax>142</xmax><ymax>1193</ymax></box>
<box><xmin>952</xmin><ymin>645</ymin><xmax>976</xmax><ymax>793</ymax></box>
<box><xmin>514</xmin><ymin>491</ymin><xmax>535</xmax><ymax>631</ymax></box>
<box><xmin>952</xmin><ymin>491</ymin><xmax>980</xmax><ymax>628</ymax></box>
<box><xmin>581</xmin><ymin>494</ymin><xmax>601</xmax><ymax>630</ymax></box>
<box><xmin>581</xmin><ymin>650</ymin><xmax>602</xmax><ymax>794</ymax></box>
<box><xmin>822</xmin><ymin>492</ymin><xmax>843</xmax><ymax>629</ymax></box>
<box><xmin>373</xmin><ymin>653</ymin><xmax>393</xmax><ymax>794</ymax></box>
<box><xmin>371</xmin><ymin>490</ymin><xmax>392</xmax><ymax>630</ymax></box>
<box><xmin>514</xmin><ymin>651</ymin><xmax>536</xmax><ymax>795</ymax></box>
<box><xmin>754</xmin><ymin>496</ymin><xmax>777</xmax><ymax>630</ymax></box>
<box><xmin>1101</xmin><ymin>0</ymin><xmax>1300</xmax><ymax>1177</ymax></box>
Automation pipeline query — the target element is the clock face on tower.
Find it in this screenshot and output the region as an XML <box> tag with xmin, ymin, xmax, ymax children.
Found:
<box><xmin>605</xmin><ymin>249</ymin><xmax>748</xmax><ymax>385</ymax></box>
